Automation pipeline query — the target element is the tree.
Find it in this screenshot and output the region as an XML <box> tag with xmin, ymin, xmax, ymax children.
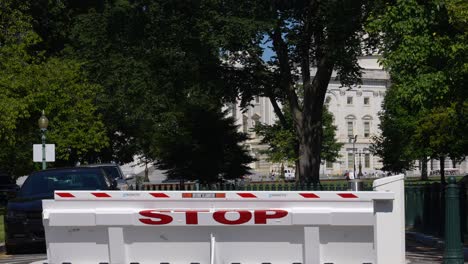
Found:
<box><xmin>368</xmin><ymin>0</ymin><xmax>468</xmax><ymax>182</ymax></box>
<box><xmin>149</xmin><ymin>104</ymin><xmax>254</xmax><ymax>183</ymax></box>
<box><xmin>220</xmin><ymin>1</ymin><xmax>373</xmax><ymax>184</ymax></box>
<box><xmin>0</xmin><ymin>0</ymin><xmax>108</xmax><ymax>177</ymax></box>
<box><xmin>254</xmin><ymin>106</ymin><xmax>343</xmax><ymax>177</ymax></box>
<box><xmin>370</xmin><ymin>87</ymin><xmax>425</xmax><ymax>175</ymax></box>
<box><xmin>29</xmin><ymin>0</ymin><xmax>257</xmax><ymax>179</ymax></box>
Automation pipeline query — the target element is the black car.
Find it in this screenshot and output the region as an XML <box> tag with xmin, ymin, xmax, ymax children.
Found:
<box><xmin>5</xmin><ymin>167</ymin><xmax>117</xmax><ymax>254</ymax></box>
<box><xmin>82</xmin><ymin>163</ymin><xmax>136</xmax><ymax>190</ymax></box>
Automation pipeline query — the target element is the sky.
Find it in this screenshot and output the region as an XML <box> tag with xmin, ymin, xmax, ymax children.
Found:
<box><xmin>261</xmin><ymin>37</ymin><xmax>275</xmax><ymax>61</ymax></box>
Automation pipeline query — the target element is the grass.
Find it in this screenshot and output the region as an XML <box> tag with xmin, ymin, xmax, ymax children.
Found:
<box><xmin>0</xmin><ymin>207</ymin><xmax>4</xmax><ymax>243</ymax></box>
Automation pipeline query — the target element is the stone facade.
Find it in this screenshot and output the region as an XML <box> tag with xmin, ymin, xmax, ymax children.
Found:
<box><xmin>323</xmin><ymin>56</ymin><xmax>389</xmax><ymax>177</ymax></box>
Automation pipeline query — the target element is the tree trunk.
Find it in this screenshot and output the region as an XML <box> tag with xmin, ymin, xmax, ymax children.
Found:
<box><xmin>297</xmin><ymin>113</ymin><xmax>323</xmax><ymax>184</ymax></box>
<box><xmin>421</xmin><ymin>157</ymin><xmax>428</xmax><ymax>180</ymax></box>
<box><xmin>440</xmin><ymin>156</ymin><xmax>446</xmax><ymax>184</ymax></box>
<box><xmin>269</xmin><ymin>15</ymin><xmax>333</xmax><ymax>186</ymax></box>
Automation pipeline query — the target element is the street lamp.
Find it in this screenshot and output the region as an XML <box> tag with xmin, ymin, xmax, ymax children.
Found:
<box><xmin>358</xmin><ymin>150</ymin><xmax>363</xmax><ymax>178</ymax></box>
<box><xmin>38</xmin><ymin>110</ymin><xmax>49</xmax><ymax>170</ymax></box>
<box><xmin>349</xmin><ymin>135</ymin><xmax>357</xmax><ymax>179</ymax></box>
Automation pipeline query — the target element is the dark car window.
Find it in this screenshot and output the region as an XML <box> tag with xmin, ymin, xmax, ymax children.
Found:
<box><xmin>101</xmin><ymin>166</ymin><xmax>121</xmax><ymax>180</ymax></box>
<box><xmin>20</xmin><ymin>169</ymin><xmax>109</xmax><ymax>196</ymax></box>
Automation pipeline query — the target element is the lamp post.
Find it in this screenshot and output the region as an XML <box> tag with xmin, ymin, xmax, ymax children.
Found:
<box><xmin>358</xmin><ymin>150</ymin><xmax>363</xmax><ymax>178</ymax></box>
<box><xmin>38</xmin><ymin>110</ymin><xmax>49</xmax><ymax>170</ymax></box>
<box><xmin>349</xmin><ymin>135</ymin><xmax>357</xmax><ymax>179</ymax></box>
<box><xmin>321</xmin><ymin>160</ymin><xmax>325</xmax><ymax>178</ymax></box>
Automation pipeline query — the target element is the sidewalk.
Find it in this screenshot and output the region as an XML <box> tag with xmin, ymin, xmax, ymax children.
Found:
<box><xmin>406</xmin><ymin>232</ymin><xmax>468</xmax><ymax>263</ymax></box>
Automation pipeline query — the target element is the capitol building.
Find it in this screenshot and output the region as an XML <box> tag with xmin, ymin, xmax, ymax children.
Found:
<box><xmin>228</xmin><ymin>56</ymin><xmax>468</xmax><ymax>178</ymax></box>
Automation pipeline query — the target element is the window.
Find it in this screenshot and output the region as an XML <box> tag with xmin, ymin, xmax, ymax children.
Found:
<box><xmin>347</xmin><ymin>121</ymin><xmax>354</xmax><ymax>137</ymax></box>
<box><xmin>364</xmin><ymin>122</ymin><xmax>370</xmax><ymax>138</ymax></box>
<box><xmin>255</xmin><ymin>96</ymin><xmax>260</xmax><ymax>104</ymax></box>
<box><xmin>364</xmin><ymin>97</ymin><xmax>370</xmax><ymax>105</ymax></box>
<box><xmin>325</xmin><ymin>96</ymin><xmax>332</xmax><ymax>104</ymax></box>
<box><xmin>20</xmin><ymin>169</ymin><xmax>109</xmax><ymax>197</ymax></box>
<box><xmin>364</xmin><ymin>154</ymin><xmax>370</xmax><ymax>168</ymax></box>
<box><xmin>348</xmin><ymin>153</ymin><xmax>354</xmax><ymax>169</ymax></box>
<box><xmin>326</xmin><ymin>160</ymin><xmax>333</xmax><ymax>168</ymax></box>
<box><xmin>347</xmin><ymin>97</ymin><xmax>353</xmax><ymax>105</ymax></box>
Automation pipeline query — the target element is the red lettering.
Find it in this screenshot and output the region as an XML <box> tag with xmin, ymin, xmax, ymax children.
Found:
<box><xmin>185</xmin><ymin>211</ymin><xmax>198</xmax><ymax>224</ymax></box>
<box><xmin>254</xmin><ymin>210</ymin><xmax>288</xmax><ymax>224</ymax></box>
<box><xmin>213</xmin><ymin>210</ymin><xmax>251</xmax><ymax>225</ymax></box>
<box><xmin>139</xmin><ymin>210</ymin><xmax>173</xmax><ymax>225</ymax></box>
<box><xmin>138</xmin><ymin>209</ymin><xmax>288</xmax><ymax>225</ymax></box>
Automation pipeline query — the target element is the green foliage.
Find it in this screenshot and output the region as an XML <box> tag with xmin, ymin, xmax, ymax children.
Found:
<box><xmin>0</xmin><ymin>1</ymin><xmax>108</xmax><ymax>176</ymax></box>
<box><xmin>35</xmin><ymin>0</ymin><xmax>256</xmax><ymax>181</ymax></box>
<box><xmin>370</xmin><ymin>87</ymin><xmax>422</xmax><ymax>172</ymax></box>
<box><xmin>321</xmin><ymin>108</ymin><xmax>344</xmax><ymax>163</ymax></box>
<box><xmin>254</xmin><ymin>106</ymin><xmax>342</xmax><ymax>164</ymax></box>
<box><xmin>369</xmin><ymin>0</ymin><xmax>467</xmax><ymax>175</ymax></box>
<box><xmin>254</xmin><ymin>116</ymin><xmax>297</xmax><ymax>164</ymax></box>
<box><xmin>415</xmin><ymin>104</ymin><xmax>468</xmax><ymax>162</ymax></box>
<box><xmin>61</xmin><ymin>1</ymin><xmax>230</xmax><ymax>163</ymax></box>
<box><xmin>150</xmin><ymin>105</ymin><xmax>254</xmax><ymax>183</ymax></box>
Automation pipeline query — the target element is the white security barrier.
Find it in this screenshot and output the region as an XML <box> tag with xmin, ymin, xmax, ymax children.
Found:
<box><xmin>41</xmin><ymin>175</ymin><xmax>405</xmax><ymax>264</ymax></box>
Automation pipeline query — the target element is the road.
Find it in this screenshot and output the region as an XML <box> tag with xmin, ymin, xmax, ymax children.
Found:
<box><xmin>0</xmin><ymin>253</ymin><xmax>46</xmax><ymax>264</ymax></box>
<box><xmin>405</xmin><ymin>239</ymin><xmax>444</xmax><ymax>264</ymax></box>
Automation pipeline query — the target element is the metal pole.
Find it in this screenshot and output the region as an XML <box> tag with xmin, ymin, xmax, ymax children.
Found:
<box><xmin>353</xmin><ymin>139</ymin><xmax>356</xmax><ymax>179</ymax></box>
<box><xmin>41</xmin><ymin>129</ymin><xmax>46</xmax><ymax>170</ymax></box>
<box><xmin>443</xmin><ymin>176</ymin><xmax>463</xmax><ymax>264</ymax></box>
<box><xmin>358</xmin><ymin>151</ymin><xmax>363</xmax><ymax>178</ymax></box>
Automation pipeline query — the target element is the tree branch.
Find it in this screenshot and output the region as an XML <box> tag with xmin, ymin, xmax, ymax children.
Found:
<box><xmin>267</xmin><ymin>94</ymin><xmax>288</xmax><ymax>128</ymax></box>
<box><xmin>300</xmin><ymin>0</ymin><xmax>317</xmax><ymax>99</ymax></box>
<box><xmin>306</xmin><ymin>56</ymin><xmax>334</xmax><ymax>116</ymax></box>
<box><xmin>269</xmin><ymin>21</ymin><xmax>302</xmax><ymax>127</ymax></box>
<box><xmin>300</xmin><ymin>1</ymin><xmax>333</xmax><ymax>120</ymax></box>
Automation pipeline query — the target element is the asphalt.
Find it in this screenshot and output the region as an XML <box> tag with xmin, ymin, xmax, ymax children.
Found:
<box><xmin>406</xmin><ymin>232</ymin><xmax>468</xmax><ymax>263</ymax></box>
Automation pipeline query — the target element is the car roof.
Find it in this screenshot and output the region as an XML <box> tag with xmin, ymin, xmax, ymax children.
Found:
<box><xmin>30</xmin><ymin>167</ymin><xmax>103</xmax><ymax>174</ymax></box>
<box><xmin>81</xmin><ymin>163</ymin><xmax>119</xmax><ymax>168</ymax></box>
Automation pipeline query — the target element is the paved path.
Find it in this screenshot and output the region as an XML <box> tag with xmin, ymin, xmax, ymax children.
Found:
<box><xmin>0</xmin><ymin>253</ymin><xmax>46</xmax><ymax>264</ymax></box>
<box><xmin>405</xmin><ymin>232</ymin><xmax>468</xmax><ymax>264</ymax></box>
<box><xmin>406</xmin><ymin>237</ymin><xmax>445</xmax><ymax>263</ymax></box>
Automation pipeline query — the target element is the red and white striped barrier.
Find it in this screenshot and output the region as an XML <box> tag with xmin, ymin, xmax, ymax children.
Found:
<box><xmin>54</xmin><ymin>190</ymin><xmax>394</xmax><ymax>201</ymax></box>
<box><xmin>41</xmin><ymin>175</ymin><xmax>405</xmax><ymax>264</ymax></box>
